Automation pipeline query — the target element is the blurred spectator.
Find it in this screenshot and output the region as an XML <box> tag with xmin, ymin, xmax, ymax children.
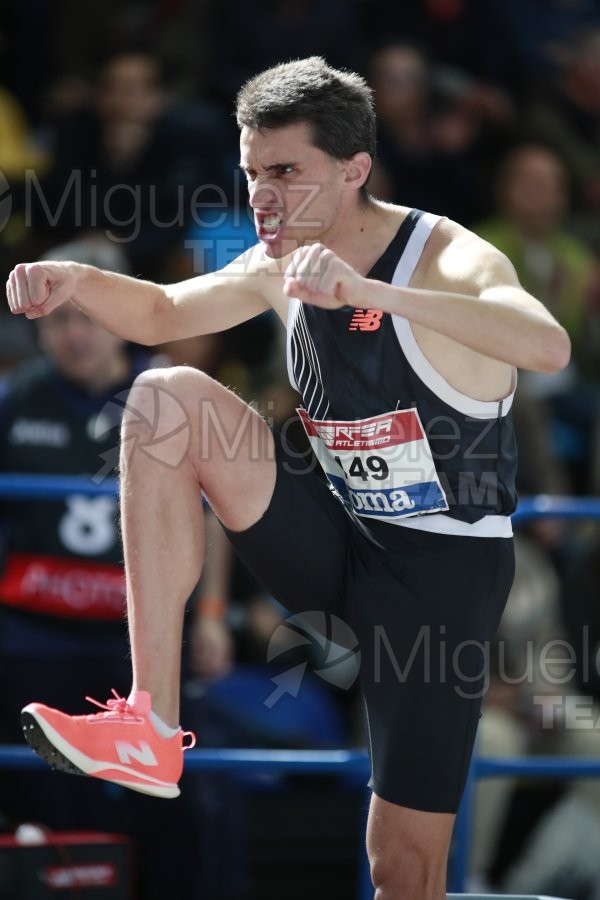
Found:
<box><xmin>367</xmin><ymin>43</ymin><xmax>511</xmax><ymax>224</ymax></box>
<box><xmin>0</xmin><ymin>238</ymin><xmax>248</xmax><ymax>899</ymax></box>
<box><xmin>490</xmin><ymin>0</ymin><xmax>600</xmax><ymax>82</ymax></box>
<box><xmin>510</xmin><ymin>390</ymin><xmax>570</xmax><ymax>498</ymax></box>
<box><xmin>518</xmin><ymin>28</ymin><xmax>600</xmax><ymax>247</ymax></box>
<box><xmin>0</xmin><ymin>313</ymin><xmax>38</xmax><ymax>379</ymax></box>
<box><xmin>472</xmin><ymin>528</ymin><xmax>600</xmax><ymax>895</ymax></box>
<box><xmin>477</xmin><ymin>143</ymin><xmax>598</xmax><ymax>366</ymax></box>
<box><xmin>0</xmin><ymin>237</ymin><xmax>142</xmax><ymax>852</ymax></box>
<box><xmin>496</xmin><ymin>527</ymin><xmax>600</xmax><ymax>898</ymax></box>
<box><xmin>470</xmin><ymin>532</ymin><xmax>559</xmax><ymax>888</ymax></box>
<box><xmin>460</xmin><ymin>111</ymin><xmax>600</xmax><ymax>896</ymax></box>
<box><xmin>205</xmin><ymin>0</ymin><xmax>368</xmax><ymax>105</ymax></box>
<box><xmin>476</xmin><ymin>142</ymin><xmax>600</xmax><ymax>492</ymax></box>
<box><xmin>34</xmin><ymin>52</ymin><xmax>229</xmax><ymax>279</ymax></box>
<box><xmin>361</xmin><ymin>0</ymin><xmax>519</xmax><ymax>93</ymax></box>
<box><xmin>48</xmin><ymin>0</ymin><xmax>213</xmax><ymax>101</ymax></box>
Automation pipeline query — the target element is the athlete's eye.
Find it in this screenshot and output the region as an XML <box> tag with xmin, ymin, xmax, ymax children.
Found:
<box><xmin>274</xmin><ymin>165</ymin><xmax>294</xmax><ymax>177</ymax></box>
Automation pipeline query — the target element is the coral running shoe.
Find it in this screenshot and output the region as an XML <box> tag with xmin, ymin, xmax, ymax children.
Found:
<box><xmin>21</xmin><ymin>690</ymin><xmax>196</xmax><ymax>798</ymax></box>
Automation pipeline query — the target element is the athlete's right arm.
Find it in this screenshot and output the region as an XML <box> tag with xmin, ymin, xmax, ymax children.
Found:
<box><xmin>6</xmin><ymin>249</ymin><xmax>276</xmax><ymax>345</ymax></box>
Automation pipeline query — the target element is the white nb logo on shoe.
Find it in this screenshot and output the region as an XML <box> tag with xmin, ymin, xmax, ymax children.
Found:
<box><xmin>115</xmin><ymin>740</ymin><xmax>158</xmax><ymax>766</ymax></box>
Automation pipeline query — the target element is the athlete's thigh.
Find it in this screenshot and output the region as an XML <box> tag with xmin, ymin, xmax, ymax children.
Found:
<box><xmin>129</xmin><ymin>366</ymin><xmax>278</xmax><ymax>532</ymax></box>
<box><xmin>347</xmin><ymin>527</ymin><xmax>514</xmax><ymax>813</ymax></box>
<box><xmin>222</xmin><ymin>429</ymin><xmax>352</xmax><ymax>617</ymax></box>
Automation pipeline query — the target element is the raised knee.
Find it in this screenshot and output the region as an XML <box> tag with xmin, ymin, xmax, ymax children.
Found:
<box><xmin>124</xmin><ymin>366</ymin><xmax>211</xmax><ymax>427</ymax></box>
<box><xmin>118</xmin><ymin>367</ymin><xmax>203</xmax><ymax>468</ymax></box>
<box><xmin>131</xmin><ymin>365</ymin><xmax>210</xmax><ymax>395</ymax></box>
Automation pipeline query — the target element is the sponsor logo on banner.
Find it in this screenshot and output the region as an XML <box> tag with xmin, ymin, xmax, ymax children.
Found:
<box><xmin>0</xmin><ymin>552</ymin><xmax>126</xmax><ymax>620</ymax></box>
<box><xmin>42</xmin><ymin>863</ymin><xmax>118</xmax><ymax>889</ymax></box>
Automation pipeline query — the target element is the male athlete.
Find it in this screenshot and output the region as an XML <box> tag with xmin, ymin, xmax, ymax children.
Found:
<box><xmin>7</xmin><ymin>58</ymin><xmax>569</xmax><ymax>900</ymax></box>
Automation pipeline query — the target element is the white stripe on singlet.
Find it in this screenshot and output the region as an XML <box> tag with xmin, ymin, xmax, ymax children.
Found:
<box><xmin>287</xmin><ymin>299</ymin><xmax>330</xmax><ymax>419</ymax></box>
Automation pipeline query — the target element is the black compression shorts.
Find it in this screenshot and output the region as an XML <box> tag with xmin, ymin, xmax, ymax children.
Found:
<box><xmin>223</xmin><ymin>430</ymin><xmax>515</xmax><ymax>813</ymax></box>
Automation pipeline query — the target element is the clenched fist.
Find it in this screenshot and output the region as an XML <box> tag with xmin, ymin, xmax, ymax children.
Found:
<box><xmin>6</xmin><ymin>261</ymin><xmax>81</xmax><ymax>319</ymax></box>
<box><xmin>283</xmin><ymin>243</ymin><xmax>365</xmax><ymax>309</ymax></box>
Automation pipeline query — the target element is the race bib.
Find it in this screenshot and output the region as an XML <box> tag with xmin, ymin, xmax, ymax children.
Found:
<box><xmin>298</xmin><ymin>407</ymin><xmax>449</xmax><ymax>522</ymax></box>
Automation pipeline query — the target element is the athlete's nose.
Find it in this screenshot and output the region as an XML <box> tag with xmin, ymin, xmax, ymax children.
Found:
<box><xmin>248</xmin><ymin>178</ymin><xmax>283</xmax><ymax>210</ymax></box>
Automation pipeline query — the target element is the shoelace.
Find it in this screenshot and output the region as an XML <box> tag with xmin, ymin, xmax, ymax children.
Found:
<box><xmin>84</xmin><ymin>689</ymin><xmax>198</xmax><ymax>748</ymax></box>
<box><xmin>85</xmin><ymin>688</ymin><xmax>139</xmax><ymax>718</ymax></box>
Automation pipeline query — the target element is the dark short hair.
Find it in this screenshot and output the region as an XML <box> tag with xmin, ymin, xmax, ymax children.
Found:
<box><xmin>236</xmin><ymin>57</ymin><xmax>376</xmax><ymax>193</ymax></box>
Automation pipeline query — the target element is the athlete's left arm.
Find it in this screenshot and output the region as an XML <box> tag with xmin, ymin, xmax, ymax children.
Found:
<box><xmin>284</xmin><ymin>238</ymin><xmax>571</xmax><ymax>374</ymax></box>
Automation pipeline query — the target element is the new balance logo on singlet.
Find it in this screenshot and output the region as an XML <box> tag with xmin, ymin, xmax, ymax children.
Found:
<box><xmin>348</xmin><ymin>309</ymin><xmax>383</xmax><ymax>332</ymax></box>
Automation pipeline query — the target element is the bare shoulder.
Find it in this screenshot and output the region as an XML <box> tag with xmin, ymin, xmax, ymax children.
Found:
<box><xmin>414</xmin><ymin>217</ymin><xmax>520</xmax><ymax>295</ymax></box>
<box><xmin>409</xmin><ymin>217</ymin><xmax>517</xmax><ymax>401</ymax></box>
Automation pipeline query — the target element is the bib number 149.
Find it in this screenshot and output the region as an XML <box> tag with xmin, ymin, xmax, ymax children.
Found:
<box><xmin>334</xmin><ymin>454</ymin><xmax>389</xmax><ymax>482</ymax></box>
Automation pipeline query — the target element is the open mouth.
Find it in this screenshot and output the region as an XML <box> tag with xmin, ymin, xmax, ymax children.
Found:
<box><xmin>256</xmin><ymin>212</ymin><xmax>284</xmax><ymax>242</ymax></box>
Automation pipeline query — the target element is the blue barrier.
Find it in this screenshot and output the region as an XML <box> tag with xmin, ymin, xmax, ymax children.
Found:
<box><xmin>512</xmin><ymin>494</ymin><xmax>600</xmax><ymax>525</ymax></box>
<box><xmin>0</xmin><ymin>473</ymin><xmax>118</xmax><ymax>498</ymax></box>
<box><xmin>1</xmin><ymin>474</ymin><xmax>599</xmax><ymax>898</ymax></box>
<box><xmin>2</xmin><ymin>741</ymin><xmax>599</xmax><ymax>898</ymax></box>
<box><xmin>0</xmin><ymin>745</ymin><xmax>372</xmax><ymax>775</ymax></box>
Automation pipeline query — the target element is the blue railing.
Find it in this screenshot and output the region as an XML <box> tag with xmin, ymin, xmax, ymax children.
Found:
<box><xmin>0</xmin><ymin>473</ymin><xmax>598</xmax><ymax>898</ymax></box>
<box><xmin>511</xmin><ymin>494</ymin><xmax>600</xmax><ymax>524</ymax></box>
<box><xmin>0</xmin><ymin>473</ymin><xmax>118</xmax><ymax>499</ymax></box>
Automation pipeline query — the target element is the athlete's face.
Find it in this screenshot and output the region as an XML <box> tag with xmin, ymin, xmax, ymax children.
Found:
<box><xmin>500</xmin><ymin>147</ymin><xmax>568</xmax><ymax>237</ymax></box>
<box><xmin>240</xmin><ymin>122</ymin><xmax>350</xmax><ymax>258</ymax></box>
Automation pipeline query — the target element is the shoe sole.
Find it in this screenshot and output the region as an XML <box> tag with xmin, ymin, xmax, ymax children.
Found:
<box><xmin>21</xmin><ymin>710</ymin><xmax>180</xmax><ymax>799</ymax></box>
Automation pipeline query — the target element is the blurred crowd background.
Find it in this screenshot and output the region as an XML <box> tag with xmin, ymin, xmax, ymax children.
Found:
<box><xmin>1</xmin><ymin>1</ymin><xmax>600</xmax><ymax>898</ymax></box>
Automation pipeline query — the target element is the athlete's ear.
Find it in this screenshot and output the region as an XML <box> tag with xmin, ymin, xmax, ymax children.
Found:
<box><xmin>341</xmin><ymin>152</ymin><xmax>372</xmax><ymax>192</ymax></box>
